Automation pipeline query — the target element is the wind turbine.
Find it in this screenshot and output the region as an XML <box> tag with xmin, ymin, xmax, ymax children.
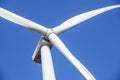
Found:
<box><xmin>0</xmin><ymin>5</ymin><xmax>120</xmax><ymax>80</ymax></box>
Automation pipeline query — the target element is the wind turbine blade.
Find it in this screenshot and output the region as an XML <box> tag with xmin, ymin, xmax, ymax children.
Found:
<box><xmin>53</xmin><ymin>5</ymin><xmax>120</xmax><ymax>34</ymax></box>
<box><xmin>48</xmin><ymin>33</ymin><xmax>96</xmax><ymax>80</ymax></box>
<box><xmin>0</xmin><ymin>8</ymin><xmax>47</xmax><ymax>35</ymax></box>
<box><xmin>41</xmin><ymin>45</ymin><xmax>56</xmax><ymax>80</ymax></box>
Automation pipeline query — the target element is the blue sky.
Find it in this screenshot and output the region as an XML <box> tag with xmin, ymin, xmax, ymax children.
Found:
<box><xmin>0</xmin><ymin>0</ymin><xmax>120</xmax><ymax>80</ymax></box>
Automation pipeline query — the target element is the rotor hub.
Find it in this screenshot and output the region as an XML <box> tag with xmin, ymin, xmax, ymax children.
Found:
<box><xmin>44</xmin><ymin>28</ymin><xmax>55</xmax><ymax>40</ymax></box>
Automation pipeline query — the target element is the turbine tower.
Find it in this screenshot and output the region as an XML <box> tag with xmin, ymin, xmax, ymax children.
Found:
<box><xmin>0</xmin><ymin>5</ymin><xmax>120</xmax><ymax>80</ymax></box>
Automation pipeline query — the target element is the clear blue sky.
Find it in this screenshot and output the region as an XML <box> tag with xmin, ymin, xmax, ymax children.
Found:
<box><xmin>0</xmin><ymin>0</ymin><xmax>120</xmax><ymax>80</ymax></box>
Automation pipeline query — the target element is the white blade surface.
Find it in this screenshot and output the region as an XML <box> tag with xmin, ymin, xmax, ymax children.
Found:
<box><xmin>0</xmin><ymin>7</ymin><xmax>47</xmax><ymax>35</ymax></box>
<box><xmin>53</xmin><ymin>5</ymin><xmax>120</xmax><ymax>34</ymax></box>
<box><xmin>48</xmin><ymin>33</ymin><xmax>96</xmax><ymax>80</ymax></box>
<box><xmin>41</xmin><ymin>45</ymin><xmax>56</xmax><ymax>80</ymax></box>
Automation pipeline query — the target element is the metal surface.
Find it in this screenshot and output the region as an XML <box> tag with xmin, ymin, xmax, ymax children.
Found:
<box><xmin>41</xmin><ymin>45</ymin><xmax>56</xmax><ymax>80</ymax></box>
<box><xmin>32</xmin><ymin>38</ymin><xmax>52</xmax><ymax>63</ymax></box>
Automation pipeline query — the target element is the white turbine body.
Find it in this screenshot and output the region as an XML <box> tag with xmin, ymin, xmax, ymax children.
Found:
<box><xmin>0</xmin><ymin>5</ymin><xmax>120</xmax><ymax>80</ymax></box>
<box><xmin>41</xmin><ymin>43</ymin><xmax>56</xmax><ymax>80</ymax></box>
